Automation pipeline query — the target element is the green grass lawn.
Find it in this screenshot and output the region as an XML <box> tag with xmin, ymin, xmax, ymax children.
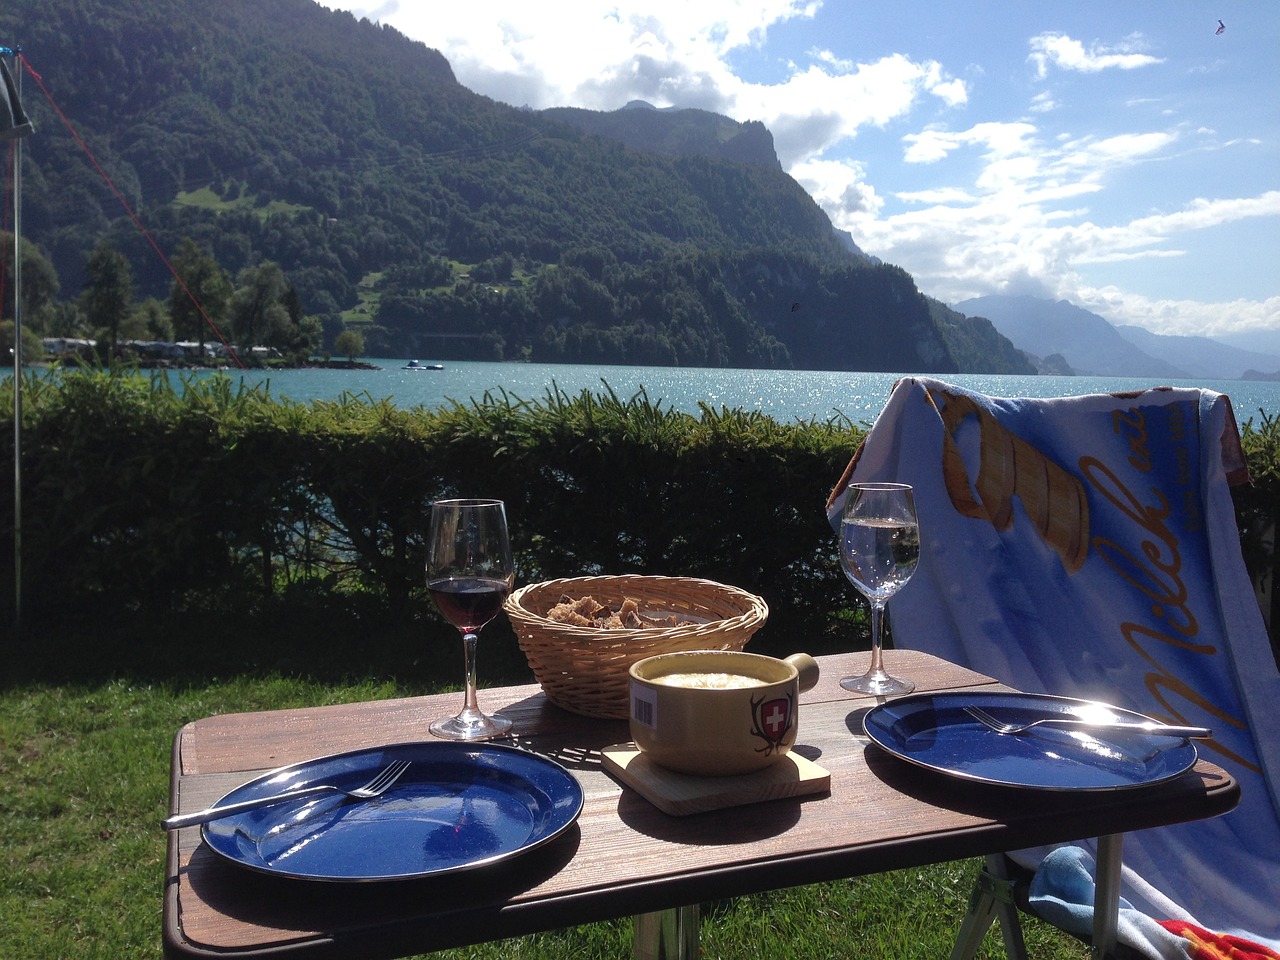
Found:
<box><xmin>0</xmin><ymin>611</ymin><xmax>1088</xmax><ymax>959</ymax></box>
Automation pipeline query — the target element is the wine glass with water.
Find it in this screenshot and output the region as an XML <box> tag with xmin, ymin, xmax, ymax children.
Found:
<box><xmin>426</xmin><ymin>498</ymin><xmax>515</xmax><ymax>740</ymax></box>
<box><xmin>838</xmin><ymin>482</ymin><xmax>920</xmax><ymax>696</ymax></box>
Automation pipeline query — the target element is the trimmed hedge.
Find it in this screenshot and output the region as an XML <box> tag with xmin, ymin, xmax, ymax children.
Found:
<box><xmin>0</xmin><ymin>371</ymin><xmax>860</xmax><ymax>651</ymax></box>
<box><xmin>2</xmin><ymin>371</ymin><xmax>1277</xmax><ymax>661</ymax></box>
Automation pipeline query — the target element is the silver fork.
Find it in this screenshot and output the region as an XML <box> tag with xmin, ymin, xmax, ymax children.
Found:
<box><xmin>163</xmin><ymin>759</ymin><xmax>412</xmax><ymax>830</ymax></box>
<box><xmin>964</xmin><ymin>706</ymin><xmax>1210</xmax><ymax>740</ymax></box>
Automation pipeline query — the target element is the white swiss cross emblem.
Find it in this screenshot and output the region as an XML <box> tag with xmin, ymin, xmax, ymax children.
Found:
<box><xmin>749</xmin><ymin>694</ymin><xmax>794</xmax><ymax>754</ymax></box>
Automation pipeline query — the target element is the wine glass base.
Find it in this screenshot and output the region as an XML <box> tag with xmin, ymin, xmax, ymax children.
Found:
<box><xmin>840</xmin><ymin>674</ymin><xmax>916</xmax><ymax>696</ymax></box>
<box><xmin>430</xmin><ymin>712</ymin><xmax>513</xmax><ymax>741</ymax></box>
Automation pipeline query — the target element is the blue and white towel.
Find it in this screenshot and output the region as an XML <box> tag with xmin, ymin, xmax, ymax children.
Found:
<box><xmin>827</xmin><ymin>377</ymin><xmax>1280</xmax><ymax>950</ymax></box>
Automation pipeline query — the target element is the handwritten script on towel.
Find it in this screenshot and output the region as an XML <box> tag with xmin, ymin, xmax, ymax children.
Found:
<box><xmin>1081</xmin><ymin>404</ymin><xmax>1256</xmax><ymax>773</ymax></box>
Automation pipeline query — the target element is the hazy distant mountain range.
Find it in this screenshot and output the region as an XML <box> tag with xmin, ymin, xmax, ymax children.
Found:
<box><xmin>954</xmin><ymin>295</ymin><xmax>1280</xmax><ymax>381</ymax></box>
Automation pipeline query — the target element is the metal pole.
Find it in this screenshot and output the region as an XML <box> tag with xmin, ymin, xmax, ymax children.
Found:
<box><xmin>9</xmin><ymin>50</ymin><xmax>22</xmax><ymax>633</ymax></box>
<box><xmin>632</xmin><ymin>906</ymin><xmax>700</xmax><ymax>960</ymax></box>
<box><xmin>12</xmin><ymin>116</ymin><xmax>21</xmax><ymax>634</ymax></box>
<box><xmin>1091</xmin><ymin>834</ymin><xmax>1123</xmax><ymax>960</ymax></box>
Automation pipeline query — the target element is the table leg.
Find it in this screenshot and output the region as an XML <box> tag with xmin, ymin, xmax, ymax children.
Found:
<box><xmin>1091</xmin><ymin>834</ymin><xmax>1122</xmax><ymax>960</ymax></box>
<box><xmin>633</xmin><ymin>905</ymin><xmax>700</xmax><ymax>960</ymax></box>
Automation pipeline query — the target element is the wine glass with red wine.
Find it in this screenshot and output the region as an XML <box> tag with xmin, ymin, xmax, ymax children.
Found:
<box><xmin>425</xmin><ymin>498</ymin><xmax>515</xmax><ymax>740</ymax></box>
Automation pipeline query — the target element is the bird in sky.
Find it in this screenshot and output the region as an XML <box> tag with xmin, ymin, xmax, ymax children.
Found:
<box><xmin>1216</xmin><ymin>19</ymin><xmax>1226</xmax><ymax>35</ymax></box>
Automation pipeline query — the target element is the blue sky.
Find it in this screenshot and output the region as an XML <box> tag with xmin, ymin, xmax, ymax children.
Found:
<box><xmin>324</xmin><ymin>1</ymin><xmax>1279</xmax><ymax>338</ymax></box>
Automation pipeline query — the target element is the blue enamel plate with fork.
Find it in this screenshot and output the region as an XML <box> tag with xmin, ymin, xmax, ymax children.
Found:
<box><xmin>863</xmin><ymin>691</ymin><xmax>1200</xmax><ymax>791</ymax></box>
<box><xmin>199</xmin><ymin>741</ymin><xmax>584</xmax><ymax>881</ymax></box>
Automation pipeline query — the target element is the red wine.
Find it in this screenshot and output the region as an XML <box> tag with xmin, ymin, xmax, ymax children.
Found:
<box><xmin>428</xmin><ymin>577</ymin><xmax>511</xmax><ymax>632</ymax></box>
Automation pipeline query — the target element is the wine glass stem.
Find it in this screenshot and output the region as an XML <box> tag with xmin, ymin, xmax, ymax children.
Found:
<box><xmin>867</xmin><ymin>601</ymin><xmax>888</xmax><ymax>678</ymax></box>
<box><xmin>460</xmin><ymin>631</ymin><xmax>482</xmax><ymax>717</ymax></box>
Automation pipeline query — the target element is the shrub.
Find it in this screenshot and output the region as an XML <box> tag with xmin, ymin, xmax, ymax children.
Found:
<box><xmin>0</xmin><ymin>371</ymin><xmax>860</xmax><ymax>653</ymax></box>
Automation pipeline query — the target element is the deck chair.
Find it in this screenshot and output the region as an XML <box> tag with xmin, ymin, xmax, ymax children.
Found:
<box><xmin>826</xmin><ymin>377</ymin><xmax>1280</xmax><ymax>959</ymax></box>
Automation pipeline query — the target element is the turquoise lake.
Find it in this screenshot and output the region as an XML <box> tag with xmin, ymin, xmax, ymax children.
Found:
<box><xmin>172</xmin><ymin>360</ymin><xmax>1280</xmax><ymax>425</ymax></box>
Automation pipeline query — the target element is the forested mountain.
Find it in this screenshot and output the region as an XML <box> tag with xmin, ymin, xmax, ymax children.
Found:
<box><xmin>0</xmin><ymin>0</ymin><xmax>1033</xmax><ymax>372</ymax></box>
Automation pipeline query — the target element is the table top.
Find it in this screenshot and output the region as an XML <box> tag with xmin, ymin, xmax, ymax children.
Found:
<box><xmin>163</xmin><ymin>650</ymin><xmax>1239</xmax><ymax>959</ymax></box>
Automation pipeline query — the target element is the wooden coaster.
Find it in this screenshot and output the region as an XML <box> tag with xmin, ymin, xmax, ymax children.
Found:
<box><xmin>601</xmin><ymin>743</ymin><xmax>831</xmax><ymax>816</ymax></box>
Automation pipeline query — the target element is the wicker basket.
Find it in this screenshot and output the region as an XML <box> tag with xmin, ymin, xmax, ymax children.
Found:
<box><xmin>504</xmin><ymin>575</ymin><xmax>769</xmax><ymax>719</ymax></box>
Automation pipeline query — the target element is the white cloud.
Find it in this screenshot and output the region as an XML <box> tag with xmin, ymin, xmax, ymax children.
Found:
<box><xmin>726</xmin><ymin>53</ymin><xmax>969</xmax><ymax>165</ymax></box>
<box><xmin>791</xmin><ymin>157</ymin><xmax>885</xmax><ymax>218</ymax></box>
<box><xmin>1028</xmin><ymin>32</ymin><xmax>1164</xmax><ymax>79</ymax></box>
<box><xmin>1048</xmin><ymin>131</ymin><xmax>1179</xmax><ymax>189</ymax></box>
<box><xmin>834</xmin><ymin>101</ymin><xmax>1278</xmax><ymax>334</ymax></box>
<box><xmin>339</xmin><ymin>1</ymin><xmax>826</xmax><ymax>111</ymax></box>
<box><xmin>896</xmin><ymin>186</ymin><xmax>979</xmax><ymax>206</ymax></box>
<box><xmin>1136</xmin><ymin>191</ymin><xmax>1280</xmax><ymax>232</ymax></box>
<box><xmin>1029</xmin><ymin>90</ymin><xmax>1057</xmax><ymax>113</ymax></box>
<box><xmin>861</xmin><ymin>184</ymin><xmax>1280</xmax><ymax>334</ymax></box>
<box><xmin>1076</xmin><ymin>290</ymin><xmax>1280</xmax><ymax>338</ymax></box>
<box><xmin>902</xmin><ymin>121</ymin><xmax>1039</xmax><ymax>165</ymax></box>
<box><xmin>811</xmin><ymin>48</ymin><xmax>854</xmax><ymax>72</ymax></box>
<box><xmin>1065</xmin><ymin>192</ymin><xmax>1280</xmax><ymax>266</ymax></box>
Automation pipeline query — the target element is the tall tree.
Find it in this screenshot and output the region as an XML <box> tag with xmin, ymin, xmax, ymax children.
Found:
<box><xmin>81</xmin><ymin>239</ymin><xmax>134</xmax><ymax>356</ymax></box>
<box><xmin>229</xmin><ymin>261</ymin><xmax>291</xmax><ymax>350</ymax></box>
<box><xmin>168</xmin><ymin>238</ymin><xmax>233</xmax><ymax>351</ymax></box>
<box><xmin>334</xmin><ymin>328</ymin><xmax>364</xmax><ymax>361</ymax></box>
<box><xmin>2</xmin><ymin>233</ymin><xmax>62</xmax><ymax>330</ymax></box>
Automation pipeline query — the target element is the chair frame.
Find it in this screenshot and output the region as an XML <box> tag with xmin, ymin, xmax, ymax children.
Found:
<box><xmin>952</xmin><ymin>836</ymin><xmax>1127</xmax><ymax>960</ymax></box>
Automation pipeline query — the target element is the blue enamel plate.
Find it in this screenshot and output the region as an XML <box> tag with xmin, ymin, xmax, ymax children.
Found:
<box><xmin>863</xmin><ymin>691</ymin><xmax>1198</xmax><ymax>791</ymax></box>
<box><xmin>201</xmin><ymin>741</ymin><xmax>584</xmax><ymax>881</ymax></box>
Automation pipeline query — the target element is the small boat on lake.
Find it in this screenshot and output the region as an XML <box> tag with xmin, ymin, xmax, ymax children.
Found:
<box><xmin>404</xmin><ymin>360</ymin><xmax>444</xmax><ymax>370</ymax></box>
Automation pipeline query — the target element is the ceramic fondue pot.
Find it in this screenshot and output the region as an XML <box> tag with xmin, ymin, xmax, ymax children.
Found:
<box><xmin>627</xmin><ymin>650</ymin><xmax>820</xmax><ymax>776</ymax></box>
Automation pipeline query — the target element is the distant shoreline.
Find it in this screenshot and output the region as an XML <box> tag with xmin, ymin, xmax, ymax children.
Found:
<box><xmin>33</xmin><ymin>357</ymin><xmax>384</xmax><ymax>372</ymax></box>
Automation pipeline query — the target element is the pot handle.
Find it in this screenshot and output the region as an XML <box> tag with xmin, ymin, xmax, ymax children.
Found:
<box><xmin>785</xmin><ymin>653</ymin><xmax>820</xmax><ymax>692</ymax></box>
